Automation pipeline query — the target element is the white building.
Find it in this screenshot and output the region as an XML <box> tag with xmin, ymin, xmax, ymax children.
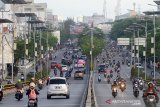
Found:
<box><xmin>52</xmin><ymin>31</ymin><xmax>60</xmax><ymax>44</ymax></box>
<box><xmin>83</xmin><ymin>14</ymin><xmax>113</xmax><ymax>27</ymax></box>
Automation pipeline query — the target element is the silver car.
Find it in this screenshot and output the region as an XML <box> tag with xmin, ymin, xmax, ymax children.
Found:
<box><xmin>47</xmin><ymin>77</ymin><xmax>70</xmax><ymax>99</ymax></box>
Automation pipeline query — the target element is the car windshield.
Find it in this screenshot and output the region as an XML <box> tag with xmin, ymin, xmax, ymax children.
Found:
<box><xmin>99</xmin><ymin>65</ymin><xmax>105</xmax><ymax>69</ymax></box>
<box><xmin>51</xmin><ymin>62</ymin><xmax>57</xmax><ymax>64</ymax></box>
<box><xmin>75</xmin><ymin>71</ymin><xmax>82</xmax><ymax>73</ymax></box>
<box><xmin>49</xmin><ymin>79</ymin><xmax>66</xmax><ymax>84</ymax></box>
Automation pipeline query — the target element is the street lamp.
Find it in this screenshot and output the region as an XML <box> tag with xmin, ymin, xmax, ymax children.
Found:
<box><xmin>133</xmin><ymin>23</ymin><xmax>147</xmax><ymax>80</ymax></box>
<box><xmin>143</xmin><ymin>9</ymin><xmax>160</xmax><ymax>79</ymax></box>
<box><xmin>123</xmin><ymin>29</ymin><xmax>134</xmax><ymax>70</ymax></box>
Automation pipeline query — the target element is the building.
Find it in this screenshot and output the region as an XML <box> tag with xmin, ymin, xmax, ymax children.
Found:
<box><xmin>97</xmin><ymin>23</ymin><xmax>112</xmax><ymax>34</ymax></box>
<box><xmin>83</xmin><ymin>14</ymin><xmax>112</xmax><ymax>27</ymax></box>
<box><xmin>52</xmin><ymin>31</ymin><xmax>60</xmax><ymax>44</ymax></box>
<box><xmin>154</xmin><ymin>0</ymin><xmax>160</xmax><ymax>11</ymax></box>
<box><xmin>115</xmin><ymin>10</ymin><xmax>137</xmax><ymax>20</ymax></box>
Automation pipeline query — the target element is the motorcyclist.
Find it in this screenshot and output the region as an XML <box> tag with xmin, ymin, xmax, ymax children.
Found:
<box><xmin>0</xmin><ymin>81</ymin><xmax>3</xmax><ymax>98</ymax></box>
<box><xmin>111</xmin><ymin>80</ymin><xmax>118</xmax><ymax>89</ymax></box>
<box><xmin>26</xmin><ymin>82</ymin><xmax>39</xmax><ymax>105</ymax></box>
<box><xmin>98</xmin><ymin>74</ymin><xmax>101</xmax><ymax>82</ymax></box>
<box><xmin>30</xmin><ymin>77</ymin><xmax>36</xmax><ymax>84</ymax></box>
<box><xmin>15</xmin><ymin>79</ymin><xmax>24</xmax><ymax>93</ymax></box>
<box><xmin>143</xmin><ymin>82</ymin><xmax>159</xmax><ymax>103</ymax></box>
<box><xmin>38</xmin><ymin>79</ymin><xmax>43</xmax><ymax>89</ymax></box>
<box><xmin>21</xmin><ymin>73</ymin><xmax>24</xmax><ymax>82</ymax></box>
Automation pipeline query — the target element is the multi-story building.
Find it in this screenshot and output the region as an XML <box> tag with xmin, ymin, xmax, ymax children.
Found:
<box><xmin>83</xmin><ymin>14</ymin><xmax>112</xmax><ymax>27</ymax></box>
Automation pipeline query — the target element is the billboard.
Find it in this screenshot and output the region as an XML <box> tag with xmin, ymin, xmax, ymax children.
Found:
<box><xmin>117</xmin><ymin>38</ymin><xmax>130</xmax><ymax>45</ymax></box>
<box><xmin>70</xmin><ymin>25</ymin><xmax>84</xmax><ymax>35</ymax></box>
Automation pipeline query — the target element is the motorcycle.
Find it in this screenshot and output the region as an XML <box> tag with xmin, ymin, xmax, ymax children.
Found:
<box><xmin>146</xmin><ymin>95</ymin><xmax>156</xmax><ymax>107</ymax></box>
<box><xmin>98</xmin><ymin>76</ymin><xmax>101</xmax><ymax>83</ymax></box>
<box><xmin>133</xmin><ymin>84</ymin><xmax>139</xmax><ymax>98</ymax></box>
<box><xmin>60</xmin><ymin>72</ymin><xmax>63</xmax><ymax>77</ymax></box>
<box><xmin>104</xmin><ymin>73</ymin><xmax>107</xmax><ymax>78</ymax></box>
<box><xmin>0</xmin><ymin>87</ymin><xmax>3</xmax><ymax>101</ymax></box>
<box><xmin>107</xmin><ymin>78</ymin><xmax>110</xmax><ymax>84</ymax></box>
<box><xmin>112</xmin><ymin>87</ymin><xmax>118</xmax><ymax>98</ymax></box>
<box><xmin>110</xmin><ymin>74</ymin><xmax>113</xmax><ymax>78</ymax></box>
<box><xmin>119</xmin><ymin>82</ymin><xmax>126</xmax><ymax>92</ymax></box>
<box><xmin>15</xmin><ymin>89</ymin><xmax>23</xmax><ymax>101</ymax></box>
<box><xmin>139</xmin><ymin>81</ymin><xmax>144</xmax><ymax>90</ymax></box>
<box><xmin>28</xmin><ymin>99</ymin><xmax>37</xmax><ymax>107</ymax></box>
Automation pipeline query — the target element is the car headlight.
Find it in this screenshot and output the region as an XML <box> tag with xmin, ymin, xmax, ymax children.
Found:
<box><xmin>121</xmin><ymin>84</ymin><xmax>124</xmax><ymax>87</ymax></box>
<box><xmin>140</xmin><ymin>82</ymin><xmax>143</xmax><ymax>85</ymax></box>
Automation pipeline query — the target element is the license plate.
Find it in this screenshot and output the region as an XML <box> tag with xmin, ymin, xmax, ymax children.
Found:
<box><xmin>55</xmin><ymin>86</ymin><xmax>61</xmax><ymax>89</ymax></box>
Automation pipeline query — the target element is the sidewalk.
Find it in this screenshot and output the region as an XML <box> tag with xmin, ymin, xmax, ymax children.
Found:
<box><xmin>1</xmin><ymin>49</ymin><xmax>58</xmax><ymax>85</ymax></box>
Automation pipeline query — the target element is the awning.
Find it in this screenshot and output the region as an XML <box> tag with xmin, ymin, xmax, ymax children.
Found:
<box><xmin>15</xmin><ymin>13</ymin><xmax>36</xmax><ymax>17</ymax></box>
<box><xmin>0</xmin><ymin>19</ymin><xmax>13</xmax><ymax>23</ymax></box>
<box><xmin>1</xmin><ymin>0</ymin><xmax>27</xmax><ymax>4</ymax></box>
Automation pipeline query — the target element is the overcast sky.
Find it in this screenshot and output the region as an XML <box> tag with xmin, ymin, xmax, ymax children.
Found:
<box><xmin>35</xmin><ymin>0</ymin><xmax>157</xmax><ymax>19</ymax></box>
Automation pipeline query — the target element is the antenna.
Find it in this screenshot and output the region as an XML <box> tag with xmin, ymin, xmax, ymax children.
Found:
<box><xmin>103</xmin><ymin>0</ymin><xmax>107</xmax><ymax>19</ymax></box>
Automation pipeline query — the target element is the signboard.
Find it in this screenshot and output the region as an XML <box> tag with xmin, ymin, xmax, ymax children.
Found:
<box><xmin>117</xmin><ymin>38</ymin><xmax>130</xmax><ymax>45</ymax></box>
<box><xmin>134</xmin><ymin>38</ymin><xmax>146</xmax><ymax>46</ymax></box>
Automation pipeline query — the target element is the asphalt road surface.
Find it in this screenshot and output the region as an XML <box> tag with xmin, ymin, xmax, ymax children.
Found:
<box><xmin>0</xmin><ymin>48</ymin><xmax>89</xmax><ymax>107</ymax></box>
<box><xmin>94</xmin><ymin>50</ymin><xmax>160</xmax><ymax>107</ymax></box>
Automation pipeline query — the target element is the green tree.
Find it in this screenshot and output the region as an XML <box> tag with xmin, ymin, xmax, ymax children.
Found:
<box><xmin>60</xmin><ymin>18</ymin><xmax>75</xmax><ymax>43</ymax></box>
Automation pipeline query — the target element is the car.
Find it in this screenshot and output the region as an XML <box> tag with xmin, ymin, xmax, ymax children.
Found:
<box><xmin>28</xmin><ymin>70</ymin><xmax>36</xmax><ymax>76</ymax></box>
<box><xmin>98</xmin><ymin>64</ymin><xmax>106</xmax><ymax>72</ymax></box>
<box><xmin>47</xmin><ymin>77</ymin><xmax>70</xmax><ymax>99</ymax></box>
<box><xmin>74</xmin><ymin>63</ymin><xmax>85</xmax><ymax>68</ymax></box>
<box><xmin>51</xmin><ymin>61</ymin><xmax>57</xmax><ymax>69</ymax></box>
<box><xmin>74</xmin><ymin>71</ymin><xmax>84</xmax><ymax>79</ymax></box>
<box><xmin>61</xmin><ymin>58</ymin><xmax>72</xmax><ymax>66</ymax></box>
<box><xmin>62</xmin><ymin>65</ymin><xmax>69</xmax><ymax>72</ymax></box>
<box><xmin>80</xmin><ymin>55</ymin><xmax>87</xmax><ymax>60</ymax></box>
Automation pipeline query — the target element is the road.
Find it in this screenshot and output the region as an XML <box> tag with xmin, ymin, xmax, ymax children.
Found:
<box><xmin>94</xmin><ymin>50</ymin><xmax>160</xmax><ymax>107</ymax></box>
<box><xmin>0</xmin><ymin>48</ymin><xmax>89</xmax><ymax>107</ymax></box>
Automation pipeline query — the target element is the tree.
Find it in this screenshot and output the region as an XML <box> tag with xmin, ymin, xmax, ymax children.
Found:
<box><xmin>60</xmin><ymin>18</ymin><xmax>75</xmax><ymax>43</ymax></box>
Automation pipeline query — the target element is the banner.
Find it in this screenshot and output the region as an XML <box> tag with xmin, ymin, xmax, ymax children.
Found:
<box><xmin>70</xmin><ymin>25</ymin><xmax>84</xmax><ymax>35</ymax></box>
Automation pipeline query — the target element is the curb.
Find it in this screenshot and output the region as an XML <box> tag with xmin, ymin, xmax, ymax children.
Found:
<box><xmin>92</xmin><ymin>71</ymin><xmax>98</xmax><ymax>107</ymax></box>
<box><xmin>85</xmin><ymin>74</ymin><xmax>91</xmax><ymax>107</ymax></box>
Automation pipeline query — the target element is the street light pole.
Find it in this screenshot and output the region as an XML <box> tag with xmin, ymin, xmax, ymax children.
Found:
<box><xmin>145</xmin><ymin>21</ymin><xmax>147</xmax><ymax>80</ymax></box>
<box><xmin>153</xmin><ymin>13</ymin><xmax>156</xmax><ymax>79</ymax></box>
<box><xmin>137</xmin><ymin>29</ymin><xmax>140</xmax><ymax>78</ymax></box>
<box><xmin>91</xmin><ymin>28</ymin><xmax>93</xmax><ymax>71</ymax></box>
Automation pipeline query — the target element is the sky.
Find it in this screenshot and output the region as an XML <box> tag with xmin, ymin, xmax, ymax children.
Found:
<box><xmin>35</xmin><ymin>0</ymin><xmax>157</xmax><ymax>20</ymax></box>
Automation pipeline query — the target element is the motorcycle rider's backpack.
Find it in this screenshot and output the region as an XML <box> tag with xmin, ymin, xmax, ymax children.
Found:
<box><xmin>29</xmin><ymin>89</ymin><xmax>36</xmax><ymax>99</ymax></box>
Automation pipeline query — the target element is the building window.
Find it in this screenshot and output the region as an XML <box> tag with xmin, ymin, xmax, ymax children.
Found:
<box><xmin>36</xmin><ymin>8</ymin><xmax>44</xmax><ymax>11</ymax></box>
<box><xmin>25</xmin><ymin>8</ymin><xmax>32</xmax><ymax>11</ymax></box>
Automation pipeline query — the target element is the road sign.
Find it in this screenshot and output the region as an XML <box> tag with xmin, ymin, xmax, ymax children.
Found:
<box><xmin>117</xmin><ymin>38</ymin><xmax>130</xmax><ymax>45</ymax></box>
<box><xmin>134</xmin><ymin>38</ymin><xmax>146</xmax><ymax>46</ymax></box>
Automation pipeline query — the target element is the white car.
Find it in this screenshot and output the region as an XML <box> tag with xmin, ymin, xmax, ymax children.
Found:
<box><xmin>62</xmin><ymin>65</ymin><xmax>69</xmax><ymax>72</ymax></box>
<box><xmin>47</xmin><ymin>77</ymin><xmax>70</xmax><ymax>99</ymax></box>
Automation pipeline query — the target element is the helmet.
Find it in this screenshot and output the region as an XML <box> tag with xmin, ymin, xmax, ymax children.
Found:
<box><xmin>31</xmin><ymin>77</ymin><xmax>35</xmax><ymax>81</ymax></box>
<box><xmin>18</xmin><ymin>79</ymin><xmax>21</xmax><ymax>82</ymax></box>
<box><xmin>114</xmin><ymin>80</ymin><xmax>117</xmax><ymax>84</ymax></box>
<box><xmin>148</xmin><ymin>82</ymin><xmax>153</xmax><ymax>88</ymax></box>
<box><xmin>30</xmin><ymin>82</ymin><xmax>35</xmax><ymax>88</ymax></box>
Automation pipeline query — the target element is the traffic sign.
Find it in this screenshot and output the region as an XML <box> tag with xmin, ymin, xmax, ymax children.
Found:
<box><xmin>117</xmin><ymin>38</ymin><xmax>130</xmax><ymax>45</ymax></box>
<box><xmin>134</xmin><ymin>38</ymin><xmax>146</xmax><ymax>46</ymax></box>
